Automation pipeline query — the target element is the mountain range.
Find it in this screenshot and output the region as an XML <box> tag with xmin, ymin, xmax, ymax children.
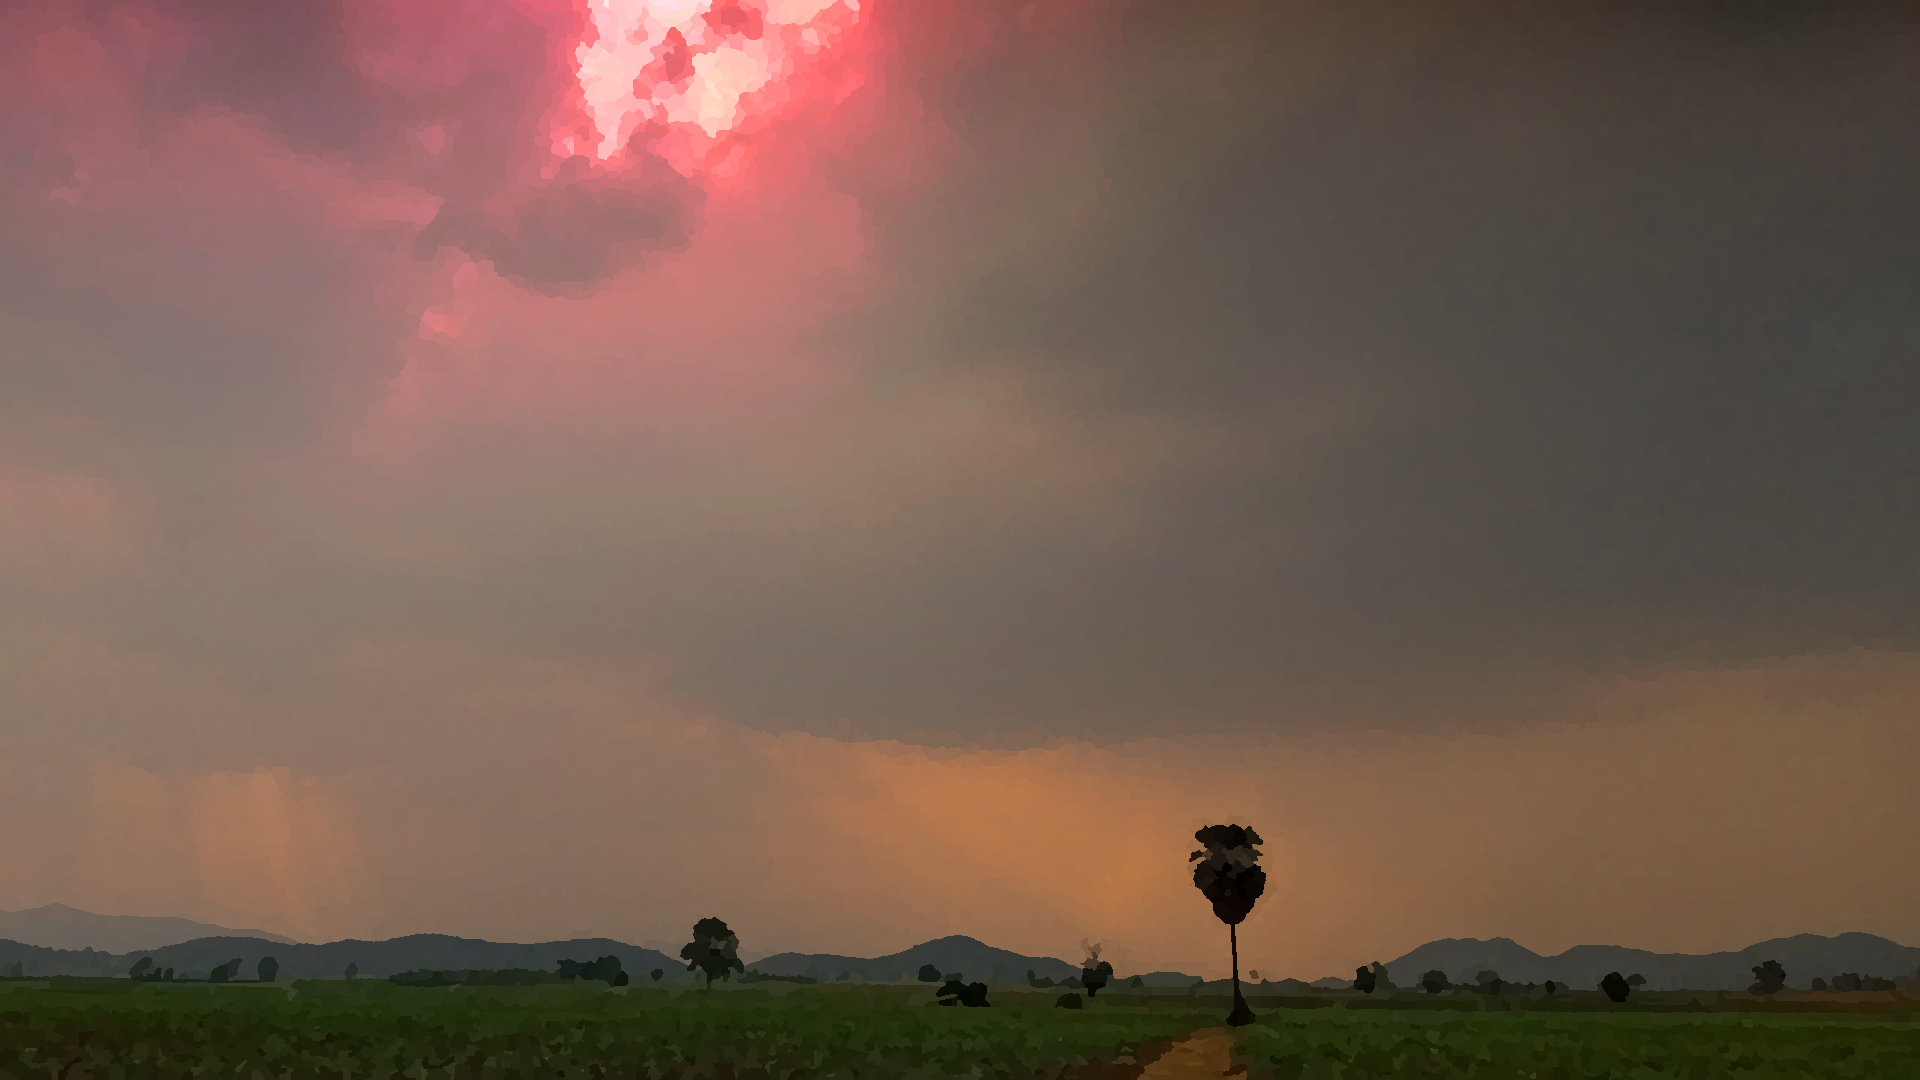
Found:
<box><xmin>0</xmin><ymin>904</ymin><xmax>295</xmax><ymax>953</ymax></box>
<box><xmin>749</xmin><ymin>935</ymin><xmax>1081</xmax><ymax>984</ymax></box>
<box><xmin>1374</xmin><ymin>933</ymin><xmax>1920</xmax><ymax>992</ymax></box>
<box><xmin>4</xmin><ymin>906</ymin><xmax>1917</xmax><ymax>991</ymax></box>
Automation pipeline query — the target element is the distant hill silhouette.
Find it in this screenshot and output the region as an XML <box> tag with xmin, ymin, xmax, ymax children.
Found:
<box><xmin>1378</xmin><ymin>933</ymin><xmax>1920</xmax><ymax>991</ymax></box>
<box><xmin>0</xmin><ymin>933</ymin><xmax>679</xmax><ymax>981</ymax></box>
<box><xmin>750</xmin><ymin>935</ymin><xmax>1080</xmax><ymax>984</ymax></box>
<box><xmin>0</xmin><ymin>904</ymin><xmax>296</xmax><ymax>953</ymax></box>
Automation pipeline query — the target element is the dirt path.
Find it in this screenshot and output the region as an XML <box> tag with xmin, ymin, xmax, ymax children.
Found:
<box><xmin>1137</xmin><ymin>1027</ymin><xmax>1242</xmax><ymax>1078</ymax></box>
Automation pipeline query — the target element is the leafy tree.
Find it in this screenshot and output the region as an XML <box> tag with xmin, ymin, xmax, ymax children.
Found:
<box><xmin>209</xmin><ymin>964</ymin><xmax>229</xmax><ymax>984</ymax></box>
<box><xmin>1128</xmin><ymin>974</ymin><xmax>1145</xmax><ymax>990</ymax></box>
<box><xmin>917</xmin><ymin>963</ymin><xmax>942</xmax><ymax>983</ymax></box>
<box><xmin>1026</xmin><ymin>969</ymin><xmax>1056</xmax><ymax>989</ymax></box>
<box><xmin>162</xmin><ymin>968</ymin><xmax>174</xmax><ymax>981</ymax></box>
<box><xmin>1811</xmin><ymin>977</ymin><xmax>1829</xmax><ymax>992</ymax></box>
<box><xmin>1082</xmin><ymin>960</ymin><xmax>1113</xmax><ymax>997</ymax></box>
<box><xmin>129</xmin><ymin>957</ymin><xmax>154</xmax><ymax>980</ymax></box>
<box><xmin>1475</xmin><ymin>969</ymin><xmax>1502</xmax><ymax>995</ymax></box>
<box><xmin>1543</xmin><ymin>980</ymin><xmax>1559</xmax><ymax>996</ymax></box>
<box><xmin>1420</xmin><ymin>970</ymin><xmax>1449</xmax><ymax>994</ymax></box>
<box><xmin>651</xmin><ymin>968</ymin><xmax>665</xmax><ymax>982</ymax></box>
<box><xmin>257</xmin><ymin>956</ymin><xmax>279</xmax><ymax>983</ymax></box>
<box><xmin>1626</xmin><ymin>973</ymin><xmax>1646</xmax><ymax>992</ymax></box>
<box><xmin>1080</xmin><ymin>941</ymin><xmax>1112</xmax><ymax>997</ymax></box>
<box><xmin>1353</xmin><ymin>965</ymin><xmax>1377</xmax><ymax>994</ymax></box>
<box><xmin>345</xmin><ymin>962</ymin><xmax>358</xmax><ymax>981</ymax></box>
<box><xmin>1190</xmin><ymin>823</ymin><xmax>1266</xmax><ymax>1027</ymax></box>
<box><xmin>1750</xmin><ymin>960</ymin><xmax>1785</xmax><ymax>996</ymax></box>
<box><xmin>1370</xmin><ymin>962</ymin><xmax>1393</xmax><ymax>992</ymax></box>
<box><xmin>680</xmin><ymin>917</ymin><xmax>744</xmax><ymax>988</ymax></box>
<box><xmin>1599</xmin><ymin>971</ymin><xmax>1631</xmax><ymax>1002</ymax></box>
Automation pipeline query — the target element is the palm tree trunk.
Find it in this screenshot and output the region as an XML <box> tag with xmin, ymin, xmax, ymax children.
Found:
<box><xmin>1226</xmin><ymin>923</ymin><xmax>1254</xmax><ymax>1026</ymax></box>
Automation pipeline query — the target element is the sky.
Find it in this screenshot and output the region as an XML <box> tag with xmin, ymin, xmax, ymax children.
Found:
<box><xmin>2</xmin><ymin>0</ymin><xmax>1918</xmax><ymax>980</ymax></box>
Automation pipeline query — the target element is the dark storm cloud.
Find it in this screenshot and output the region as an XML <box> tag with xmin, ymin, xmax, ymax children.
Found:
<box><xmin>414</xmin><ymin>155</ymin><xmax>704</xmax><ymax>293</ymax></box>
<box><xmin>643</xmin><ymin>0</ymin><xmax>1920</xmax><ymax>738</ymax></box>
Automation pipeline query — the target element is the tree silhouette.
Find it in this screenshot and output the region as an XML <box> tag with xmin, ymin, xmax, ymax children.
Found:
<box><xmin>650</xmin><ymin>968</ymin><xmax>664</xmax><ymax>983</ymax></box>
<box><xmin>129</xmin><ymin>957</ymin><xmax>154</xmax><ymax>980</ymax></box>
<box><xmin>680</xmin><ymin>917</ymin><xmax>744</xmax><ymax>988</ymax></box>
<box><xmin>1811</xmin><ymin>977</ymin><xmax>1829</xmax><ymax>992</ymax></box>
<box><xmin>917</xmin><ymin>963</ymin><xmax>942</xmax><ymax>983</ymax></box>
<box><xmin>1626</xmin><ymin>973</ymin><xmax>1646</xmax><ymax>992</ymax></box>
<box><xmin>557</xmin><ymin>956</ymin><xmax>624</xmax><ymax>984</ymax></box>
<box><xmin>1353</xmin><ymin>965</ymin><xmax>1376</xmax><ymax>994</ymax></box>
<box><xmin>1543</xmin><ymin>980</ymin><xmax>1559</xmax><ymax>996</ymax></box>
<box><xmin>1083</xmin><ymin>961</ymin><xmax>1113</xmax><ymax>997</ymax></box>
<box><xmin>1750</xmin><ymin>960</ymin><xmax>1785</xmax><ymax>996</ymax></box>
<box><xmin>1026</xmin><ymin>969</ymin><xmax>1056</xmax><ymax>989</ymax></box>
<box><xmin>1475</xmin><ymin>969</ymin><xmax>1502</xmax><ymax>995</ymax></box>
<box><xmin>209</xmin><ymin>964</ymin><xmax>229</xmax><ymax>984</ymax></box>
<box><xmin>1128</xmin><ymin>974</ymin><xmax>1145</xmax><ymax>990</ymax></box>
<box><xmin>1190</xmin><ymin>823</ymin><xmax>1266</xmax><ymax>1027</ymax></box>
<box><xmin>345</xmin><ymin>962</ymin><xmax>358</xmax><ymax>982</ymax></box>
<box><xmin>1080</xmin><ymin>941</ymin><xmax>1113</xmax><ymax>998</ymax></box>
<box><xmin>256</xmin><ymin>956</ymin><xmax>279</xmax><ymax>983</ymax></box>
<box><xmin>1420</xmin><ymin>970</ymin><xmax>1449</xmax><ymax>994</ymax></box>
<box><xmin>1370</xmin><ymin>962</ymin><xmax>1392</xmax><ymax>992</ymax></box>
<box><xmin>1599</xmin><ymin>971</ymin><xmax>1631</xmax><ymax>1002</ymax></box>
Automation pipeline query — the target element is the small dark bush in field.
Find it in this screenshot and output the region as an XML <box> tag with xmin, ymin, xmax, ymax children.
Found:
<box><xmin>1750</xmin><ymin>960</ymin><xmax>1786</xmax><ymax>996</ymax></box>
<box><xmin>1056</xmin><ymin>992</ymin><xmax>1084</xmax><ymax>1009</ymax></box>
<box><xmin>1600</xmin><ymin>971</ymin><xmax>1632</xmax><ymax>1002</ymax></box>
<box><xmin>650</xmin><ymin>968</ymin><xmax>664</xmax><ymax>982</ymax></box>
<box><xmin>918</xmin><ymin>963</ymin><xmax>941</xmax><ymax>983</ymax></box>
<box><xmin>1127</xmin><ymin>974</ymin><xmax>1144</xmax><ymax>989</ymax></box>
<box><xmin>1027</xmin><ymin>969</ymin><xmax>1056</xmax><ymax>988</ymax></box>
<box><xmin>935</xmin><ymin>979</ymin><xmax>990</xmax><ymax>1007</ymax></box>
<box><xmin>1353</xmin><ymin>966</ymin><xmax>1377</xmax><ymax>994</ymax></box>
<box><xmin>257</xmin><ymin>956</ymin><xmax>279</xmax><ymax>983</ymax></box>
<box><xmin>1812</xmin><ymin>977</ymin><xmax>1829</xmax><ymax>991</ymax></box>
<box><xmin>1543</xmin><ymin>980</ymin><xmax>1559</xmax><ymax>995</ymax></box>
<box><xmin>1421</xmin><ymin>970</ymin><xmax>1449</xmax><ymax>994</ymax></box>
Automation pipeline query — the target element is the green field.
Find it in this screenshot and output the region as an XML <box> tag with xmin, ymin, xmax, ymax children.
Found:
<box><xmin>1239</xmin><ymin>1007</ymin><xmax>1920</xmax><ymax>1079</ymax></box>
<box><xmin>1</xmin><ymin>981</ymin><xmax>1917</xmax><ymax>1078</ymax></box>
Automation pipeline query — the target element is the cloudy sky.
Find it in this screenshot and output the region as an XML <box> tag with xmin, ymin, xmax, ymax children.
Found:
<box><xmin>3</xmin><ymin>0</ymin><xmax>1917</xmax><ymax>978</ymax></box>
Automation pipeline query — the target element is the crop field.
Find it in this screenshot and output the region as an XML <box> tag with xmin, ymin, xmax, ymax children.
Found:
<box><xmin>0</xmin><ymin>982</ymin><xmax>1211</xmax><ymax>1080</ymax></box>
<box><xmin>1238</xmin><ymin>1005</ymin><xmax>1920</xmax><ymax>1079</ymax></box>
<box><xmin>1</xmin><ymin>981</ymin><xmax>1917</xmax><ymax>1079</ymax></box>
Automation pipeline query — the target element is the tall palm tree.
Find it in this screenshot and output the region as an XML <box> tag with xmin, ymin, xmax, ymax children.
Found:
<box><xmin>1190</xmin><ymin>824</ymin><xmax>1265</xmax><ymax>1027</ymax></box>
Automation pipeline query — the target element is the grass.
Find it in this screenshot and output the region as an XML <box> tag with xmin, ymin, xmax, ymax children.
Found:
<box><xmin>0</xmin><ymin>981</ymin><xmax>1212</xmax><ymax>1079</ymax></box>
<box><xmin>1236</xmin><ymin>1006</ymin><xmax>1920</xmax><ymax>1079</ymax></box>
<box><xmin>1</xmin><ymin>981</ymin><xmax>1917</xmax><ymax>1078</ymax></box>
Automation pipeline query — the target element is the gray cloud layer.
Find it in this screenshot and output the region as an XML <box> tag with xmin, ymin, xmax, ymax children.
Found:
<box><xmin>3</xmin><ymin>0</ymin><xmax>1917</xmax><ymax>758</ymax></box>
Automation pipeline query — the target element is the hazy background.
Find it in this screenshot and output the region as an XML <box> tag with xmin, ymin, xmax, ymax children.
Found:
<box><xmin>2</xmin><ymin>0</ymin><xmax>1917</xmax><ymax>978</ymax></box>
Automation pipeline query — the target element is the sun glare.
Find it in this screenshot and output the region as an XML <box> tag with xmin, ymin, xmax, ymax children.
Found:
<box><xmin>571</xmin><ymin>0</ymin><xmax>863</xmax><ymax>160</ymax></box>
